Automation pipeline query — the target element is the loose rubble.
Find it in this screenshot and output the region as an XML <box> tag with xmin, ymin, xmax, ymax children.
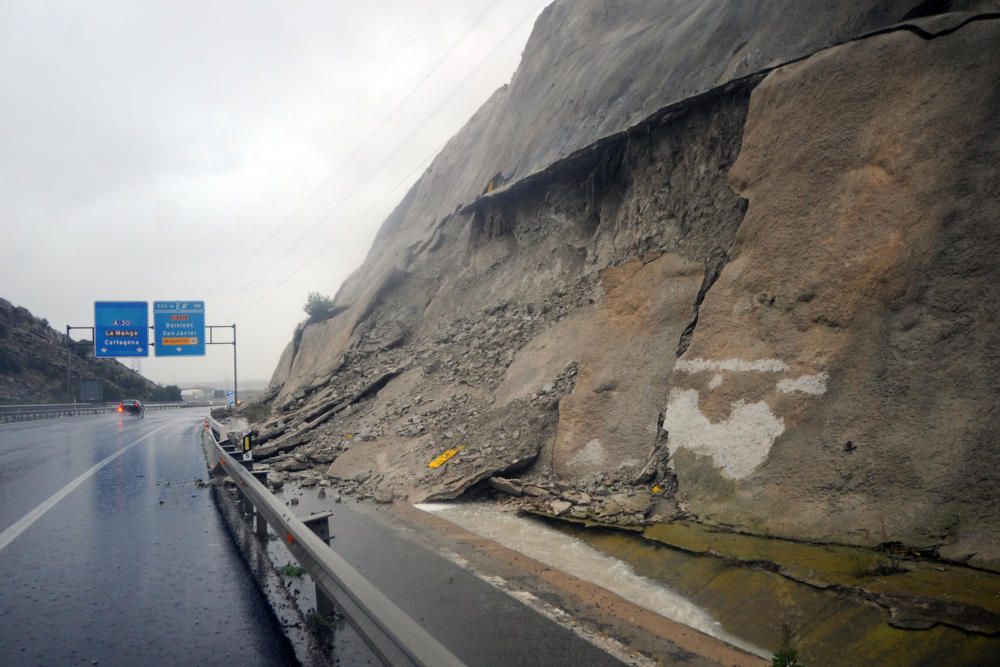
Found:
<box><xmin>235</xmin><ymin>273</ymin><xmax>680</xmax><ymax>528</ymax></box>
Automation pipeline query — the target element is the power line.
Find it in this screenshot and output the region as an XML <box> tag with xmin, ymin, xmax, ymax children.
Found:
<box><xmin>212</xmin><ymin>1</ymin><xmax>518</xmax><ymax>311</ymax></box>
<box><xmin>308</xmin><ymin>0</ymin><xmax>445</xmax><ymax>158</ymax></box>
<box><xmin>205</xmin><ymin>0</ymin><xmax>496</xmax><ymax>300</ymax></box>
<box><xmin>203</xmin><ymin>1</ymin><xmax>445</xmax><ymax>299</ymax></box>
<box><xmin>216</xmin><ymin>0</ymin><xmax>546</xmax><ymax>321</ymax></box>
<box><xmin>224</xmin><ymin>150</ymin><xmax>438</xmax><ymax>320</ymax></box>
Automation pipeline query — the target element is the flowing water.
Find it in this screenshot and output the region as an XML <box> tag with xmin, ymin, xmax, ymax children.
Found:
<box><xmin>416</xmin><ymin>501</ymin><xmax>769</xmax><ymax>659</ymax></box>
<box><xmin>417</xmin><ymin>501</ymin><xmax>1000</xmax><ymax>666</ymax></box>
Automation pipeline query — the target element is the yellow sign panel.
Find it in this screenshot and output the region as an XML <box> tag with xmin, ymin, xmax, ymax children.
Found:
<box><xmin>162</xmin><ymin>337</ymin><xmax>198</xmax><ymax>346</ymax></box>
<box><xmin>428</xmin><ymin>446</ymin><xmax>463</xmax><ymax>469</ymax></box>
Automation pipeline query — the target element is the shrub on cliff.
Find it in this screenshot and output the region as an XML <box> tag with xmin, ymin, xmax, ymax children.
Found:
<box><xmin>304</xmin><ymin>292</ymin><xmax>335</xmax><ymax>323</ymax></box>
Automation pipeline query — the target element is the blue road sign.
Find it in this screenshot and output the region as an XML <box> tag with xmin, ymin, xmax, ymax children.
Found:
<box><xmin>154</xmin><ymin>301</ymin><xmax>205</xmax><ymax>357</ymax></box>
<box><xmin>94</xmin><ymin>301</ymin><xmax>148</xmax><ymax>358</ymax></box>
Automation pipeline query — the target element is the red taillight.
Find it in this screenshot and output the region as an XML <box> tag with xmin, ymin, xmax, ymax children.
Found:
<box><xmin>117</xmin><ymin>406</ymin><xmax>123</xmax><ymax>412</ymax></box>
<box><xmin>134</xmin><ymin>402</ymin><xmax>139</xmax><ymax>408</ymax></box>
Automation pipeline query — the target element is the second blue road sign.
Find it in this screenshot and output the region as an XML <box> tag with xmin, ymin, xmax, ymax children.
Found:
<box><xmin>154</xmin><ymin>301</ymin><xmax>206</xmax><ymax>357</ymax></box>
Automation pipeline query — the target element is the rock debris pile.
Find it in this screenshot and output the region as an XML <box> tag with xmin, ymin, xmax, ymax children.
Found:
<box><xmin>242</xmin><ymin>0</ymin><xmax>1000</xmax><ymax>569</ymax></box>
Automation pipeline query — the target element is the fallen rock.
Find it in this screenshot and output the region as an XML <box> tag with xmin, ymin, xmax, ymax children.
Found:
<box><xmin>489</xmin><ymin>477</ymin><xmax>523</xmax><ymax>497</ymax></box>
<box><xmin>523</xmin><ymin>485</ymin><xmax>550</xmax><ymax>498</ymax></box>
<box><xmin>308</xmin><ymin>447</ymin><xmax>339</xmax><ymax>464</ymax></box>
<box><xmin>267</xmin><ymin>471</ymin><xmax>286</xmax><ymax>489</ymax></box>
<box><xmin>561</xmin><ymin>490</ymin><xmax>590</xmax><ymax>505</ymax></box>
<box><xmin>274</xmin><ymin>457</ymin><xmax>310</xmax><ymax>472</ymax></box>
<box><xmin>550</xmin><ymin>500</ymin><xmax>572</xmax><ymax>516</ymax></box>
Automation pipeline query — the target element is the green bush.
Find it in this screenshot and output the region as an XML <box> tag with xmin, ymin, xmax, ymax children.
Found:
<box><xmin>280</xmin><ymin>563</ymin><xmax>305</xmax><ymax>577</ymax></box>
<box><xmin>773</xmin><ymin>625</ymin><xmax>804</xmax><ymax>667</ymax></box>
<box><xmin>304</xmin><ymin>292</ymin><xmax>336</xmax><ymax>323</ymax></box>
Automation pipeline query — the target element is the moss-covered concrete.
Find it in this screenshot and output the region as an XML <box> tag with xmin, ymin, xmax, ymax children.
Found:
<box><xmin>643</xmin><ymin>520</ymin><xmax>1000</xmax><ymax>634</ymax></box>
<box><xmin>543</xmin><ymin>519</ymin><xmax>1000</xmax><ymax>666</ymax></box>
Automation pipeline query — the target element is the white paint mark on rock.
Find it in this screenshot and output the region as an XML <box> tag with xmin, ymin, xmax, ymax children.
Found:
<box><xmin>708</xmin><ymin>373</ymin><xmax>723</xmax><ymax>389</ymax></box>
<box><xmin>674</xmin><ymin>357</ymin><xmax>789</xmax><ymax>374</ymax></box>
<box><xmin>567</xmin><ymin>438</ymin><xmax>607</xmax><ymax>468</ymax></box>
<box><xmin>664</xmin><ymin>388</ymin><xmax>785</xmax><ymax>479</ymax></box>
<box><xmin>777</xmin><ymin>372</ymin><xmax>829</xmax><ymax>395</ymax></box>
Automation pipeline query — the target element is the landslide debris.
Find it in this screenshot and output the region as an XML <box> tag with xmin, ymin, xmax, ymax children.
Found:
<box><xmin>244</xmin><ymin>0</ymin><xmax>1000</xmax><ymax>576</ymax></box>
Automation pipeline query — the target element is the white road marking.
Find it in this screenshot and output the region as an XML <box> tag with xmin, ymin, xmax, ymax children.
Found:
<box><xmin>433</xmin><ymin>547</ymin><xmax>657</xmax><ymax>667</ymax></box>
<box><xmin>0</xmin><ymin>420</ymin><xmax>179</xmax><ymax>553</ymax></box>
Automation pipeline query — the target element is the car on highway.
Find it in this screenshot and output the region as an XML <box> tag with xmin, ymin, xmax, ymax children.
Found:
<box><xmin>117</xmin><ymin>399</ymin><xmax>145</xmax><ymax>417</ymax></box>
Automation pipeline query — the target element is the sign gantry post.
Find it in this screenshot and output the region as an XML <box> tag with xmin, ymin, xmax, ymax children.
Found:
<box><xmin>70</xmin><ymin>301</ymin><xmax>236</xmax><ymax>407</ymax></box>
<box><xmin>65</xmin><ymin>325</ymin><xmax>95</xmax><ymax>403</ymax></box>
<box><xmin>207</xmin><ymin>324</ymin><xmax>237</xmax><ymax>407</ymax></box>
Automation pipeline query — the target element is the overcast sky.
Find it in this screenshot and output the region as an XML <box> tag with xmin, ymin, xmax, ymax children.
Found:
<box><xmin>0</xmin><ymin>0</ymin><xmax>547</xmax><ymax>388</ymax></box>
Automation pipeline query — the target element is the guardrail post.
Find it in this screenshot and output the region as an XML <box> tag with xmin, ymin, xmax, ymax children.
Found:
<box><xmin>236</xmin><ymin>485</ymin><xmax>254</xmax><ymax>520</ymax></box>
<box><xmin>251</xmin><ymin>470</ymin><xmax>270</xmax><ymax>540</ymax></box>
<box><xmin>303</xmin><ymin>512</ymin><xmax>336</xmax><ymax>617</ymax></box>
<box><xmin>204</xmin><ymin>414</ymin><xmax>465</xmax><ymax>667</ymax></box>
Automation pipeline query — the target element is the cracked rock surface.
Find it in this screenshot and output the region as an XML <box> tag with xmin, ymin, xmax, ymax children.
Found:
<box><xmin>245</xmin><ymin>1</ymin><xmax>1000</xmax><ymax>572</ymax></box>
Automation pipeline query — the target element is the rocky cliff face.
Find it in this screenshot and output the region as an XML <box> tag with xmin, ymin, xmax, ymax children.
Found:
<box><xmin>0</xmin><ymin>297</ymin><xmax>161</xmax><ymax>403</ymax></box>
<box><xmin>255</xmin><ymin>1</ymin><xmax>1000</xmax><ymax>570</ymax></box>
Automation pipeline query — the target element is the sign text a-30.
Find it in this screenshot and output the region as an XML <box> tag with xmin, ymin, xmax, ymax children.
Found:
<box><xmin>94</xmin><ymin>301</ymin><xmax>149</xmax><ymax>358</ymax></box>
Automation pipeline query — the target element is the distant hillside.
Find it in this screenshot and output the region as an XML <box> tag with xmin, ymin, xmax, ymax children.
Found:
<box><xmin>0</xmin><ymin>297</ymin><xmax>167</xmax><ymax>404</ymax></box>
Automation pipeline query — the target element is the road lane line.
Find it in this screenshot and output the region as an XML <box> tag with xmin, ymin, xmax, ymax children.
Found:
<box><xmin>0</xmin><ymin>420</ymin><xmax>181</xmax><ymax>553</ymax></box>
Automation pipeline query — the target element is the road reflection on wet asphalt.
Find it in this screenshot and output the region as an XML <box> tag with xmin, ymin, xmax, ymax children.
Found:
<box><xmin>0</xmin><ymin>411</ymin><xmax>296</xmax><ymax>666</ymax></box>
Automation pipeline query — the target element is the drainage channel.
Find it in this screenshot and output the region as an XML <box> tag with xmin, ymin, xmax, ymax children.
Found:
<box><xmin>415</xmin><ymin>501</ymin><xmax>769</xmax><ymax>660</ymax></box>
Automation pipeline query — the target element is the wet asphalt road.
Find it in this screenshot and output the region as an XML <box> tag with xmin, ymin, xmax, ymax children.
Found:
<box><xmin>277</xmin><ymin>493</ymin><xmax>627</xmax><ymax>667</ymax></box>
<box><xmin>0</xmin><ymin>410</ymin><xmax>295</xmax><ymax>666</ymax></box>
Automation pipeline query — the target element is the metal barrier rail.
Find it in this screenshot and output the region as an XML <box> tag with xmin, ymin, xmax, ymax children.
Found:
<box><xmin>204</xmin><ymin>417</ymin><xmax>464</xmax><ymax>667</ymax></box>
<box><xmin>0</xmin><ymin>402</ymin><xmax>188</xmax><ymax>423</ymax></box>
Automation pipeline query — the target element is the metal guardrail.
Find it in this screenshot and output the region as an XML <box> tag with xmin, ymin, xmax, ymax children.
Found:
<box><xmin>203</xmin><ymin>417</ymin><xmax>464</xmax><ymax>667</ymax></box>
<box><xmin>0</xmin><ymin>402</ymin><xmax>190</xmax><ymax>423</ymax></box>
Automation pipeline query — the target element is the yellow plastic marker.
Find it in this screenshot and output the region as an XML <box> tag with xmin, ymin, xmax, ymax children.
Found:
<box><xmin>428</xmin><ymin>445</ymin><xmax>464</xmax><ymax>469</ymax></box>
<box><xmin>651</xmin><ymin>485</ymin><xmax>663</xmax><ymax>494</ymax></box>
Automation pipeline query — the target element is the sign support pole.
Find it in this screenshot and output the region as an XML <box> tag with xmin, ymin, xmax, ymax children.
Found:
<box><xmin>207</xmin><ymin>324</ymin><xmax>238</xmax><ymax>407</ymax></box>
<box><xmin>65</xmin><ymin>325</ymin><xmax>95</xmax><ymax>403</ymax></box>
<box><xmin>232</xmin><ymin>324</ymin><xmax>238</xmax><ymax>406</ymax></box>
